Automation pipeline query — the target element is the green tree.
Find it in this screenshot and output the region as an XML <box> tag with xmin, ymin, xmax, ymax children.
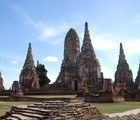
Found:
<box><xmin>36</xmin><ymin>62</ymin><xmax>50</xmax><ymax>88</ymax></box>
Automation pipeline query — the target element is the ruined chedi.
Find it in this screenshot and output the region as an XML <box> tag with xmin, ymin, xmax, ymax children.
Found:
<box><xmin>56</xmin><ymin>22</ymin><xmax>104</xmax><ymax>93</ymax></box>
<box><xmin>19</xmin><ymin>43</ymin><xmax>40</xmax><ymax>91</ymax></box>
<box><xmin>0</xmin><ymin>71</ymin><xmax>4</xmax><ymax>91</ymax></box>
<box><xmin>135</xmin><ymin>61</ymin><xmax>140</xmax><ymax>90</ymax></box>
<box><xmin>77</xmin><ymin>22</ymin><xmax>103</xmax><ymax>93</ymax></box>
<box><xmin>114</xmin><ymin>43</ymin><xmax>134</xmax><ymax>91</ymax></box>
<box><xmin>56</xmin><ymin>28</ymin><xmax>80</xmax><ymax>91</ymax></box>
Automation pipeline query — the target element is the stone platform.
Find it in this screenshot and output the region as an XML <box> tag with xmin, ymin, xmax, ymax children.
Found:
<box><xmin>1</xmin><ymin>100</ymin><xmax>104</xmax><ymax>120</ymax></box>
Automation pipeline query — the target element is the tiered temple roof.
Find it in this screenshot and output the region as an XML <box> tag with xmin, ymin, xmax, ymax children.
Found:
<box><xmin>19</xmin><ymin>43</ymin><xmax>40</xmax><ymax>90</ymax></box>
<box><xmin>114</xmin><ymin>43</ymin><xmax>133</xmax><ymax>91</ymax></box>
<box><xmin>56</xmin><ymin>22</ymin><xmax>103</xmax><ymax>93</ymax></box>
<box><xmin>77</xmin><ymin>22</ymin><xmax>103</xmax><ymax>93</ymax></box>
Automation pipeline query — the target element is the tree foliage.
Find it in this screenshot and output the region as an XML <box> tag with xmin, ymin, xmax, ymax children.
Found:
<box><xmin>36</xmin><ymin>63</ymin><xmax>50</xmax><ymax>88</ymax></box>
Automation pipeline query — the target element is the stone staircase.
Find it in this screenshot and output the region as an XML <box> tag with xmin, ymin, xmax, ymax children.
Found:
<box><xmin>1</xmin><ymin>100</ymin><xmax>104</xmax><ymax>120</ymax></box>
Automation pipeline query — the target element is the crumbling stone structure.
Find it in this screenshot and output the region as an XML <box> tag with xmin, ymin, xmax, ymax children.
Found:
<box><xmin>77</xmin><ymin>22</ymin><xmax>103</xmax><ymax>93</ymax></box>
<box><xmin>12</xmin><ymin>81</ymin><xmax>20</xmax><ymax>95</ymax></box>
<box><xmin>0</xmin><ymin>71</ymin><xmax>4</xmax><ymax>91</ymax></box>
<box><xmin>103</xmin><ymin>79</ymin><xmax>112</xmax><ymax>92</ymax></box>
<box><xmin>2</xmin><ymin>99</ymin><xmax>140</xmax><ymax>120</ymax></box>
<box><xmin>19</xmin><ymin>43</ymin><xmax>40</xmax><ymax>91</ymax></box>
<box><xmin>1</xmin><ymin>100</ymin><xmax>104</xmax><ymax>120</ymax></box>
<box><xmin>56</xmin><ymin>22</ymin><xmax>104</xmax><ymax>95</ymax></box>
<box><xmin>56</xmin><ymin>28</ymin><xmax>80</xmax><ymax>91</ymax></box>
<box><xmin>114</xmin><ymin>43</ymin><xmax>134</xmax><ymax>91</ymax></box>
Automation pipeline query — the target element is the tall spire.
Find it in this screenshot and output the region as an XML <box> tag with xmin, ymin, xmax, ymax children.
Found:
<box><xmin>119</xmin><ymin>43</ymin><xmax>126</xmax><ymax>63</ymax></box>
<box><xmin>84</xmin><ymin>21</ymin><xmax>90</xmax><ymax>41</ymax></box>
<box><xmin>23</xmin><ymin>43</ymin><xmax>34</xmax><ymax>68</ymax></box>
<box><xmin>115</xmin><ymin>43</ymin><xmax>133</xmax><ymax>91</ymax></box>
<box><xmin>19</xmin><ymin>43</ymin><xmax>40</xmax><ymax>90</ymax></box>
<box><xmin>27</xmin><ymin>43</ymin><xmax>32</xmax><ymax>57</ymax></box>
<box><xmin>77</xmin><ymin>22</ymin><xmax>103</xmax><ymax>92</ymax></box>
<box><xmin>81</xmin><ymin>22</ymin><xmax>94</xmax><ymax>54</ymax></box>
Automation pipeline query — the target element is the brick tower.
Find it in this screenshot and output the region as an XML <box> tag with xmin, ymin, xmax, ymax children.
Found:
<box><xmin>114</xmin><ymin>43</ymin><xmax>133</xmax><ymax>91</ymax></box>
<box><xmin>77</xmin><ymin>22</ymin><xmax>103</xmax><ymax>93</ymax></box>
<box><xmin>19</xmin><ymin>43</ymin><xmax>40</xmax><ymax>91</ymax></box>
<box><xmin>56</xmin><ymin>28</ymin><xmax>80</xmax><ymax>91</ymax></box>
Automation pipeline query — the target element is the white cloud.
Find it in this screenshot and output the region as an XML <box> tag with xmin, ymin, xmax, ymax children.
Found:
<box><xmin>39</xmin><ymin>22</ymin><xmax>70</xmax><ymax>41</ymax></box>
<box><xmin>90</xmin><ymin>33</ymin><xmax>140</xmax><ymax>57</ymax></box>
<box><xmin>42</xmin><ymin>56</ymin><xmax>58</xmax><ymax>62</ymax></box>
<box><xmin>11</xmin><ymin>4</ymin><xmax>70</xmax><ymax>43</ymax></box>
<box><xmin>123</xmin><ymin>39</ymin><xmax>140</xmax><ymax>55</ymax></box>
<box><xmin>91</xmin><ymin>34</ymin><xmax>118</xmax><ymax>50</ymax></box>
<box><xmin>48</xmin><ymin>73</ymin><xmax>58</xmax><ymax>83</ymax></box>
<box><xmin>11</xmin><ymin>4</ymin><xmax>38</xmax><ymax>27</ymax></box>
<box><xmin>12</xmin><ymin>60</ymin><xmax>18</xmax><ymax>64</ymax></box>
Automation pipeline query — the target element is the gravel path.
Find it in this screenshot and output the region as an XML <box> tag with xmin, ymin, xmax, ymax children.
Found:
<box><xmin>106</xmin><ymin>109</ymin><xmax>140</xmax><ymax>117</ymax></box>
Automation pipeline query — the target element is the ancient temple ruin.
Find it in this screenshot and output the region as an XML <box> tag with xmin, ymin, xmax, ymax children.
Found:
<box><xmin>0</xmin><ymin>71</ymin><xmax>4</xmax><ymax>91</ymax></box>
<box><xmin>0</xmin><ymin>22</ymin><xmax>139</xmax><ymax>102</ymax></box>
<box><xmin>19</xmin><ymin>43</ymin><xmax>40</xmax><ymax>91</ymax></box>
<box><xmin>1</xmin><ymin>100</ymin><xmax>104</xmax><ymax>120</ymax></box>
<box><xmin>1</xmin><ymin>99</ymin><xmax>140</xmax><ymax>120</ymax></box>
<box><xmin>56</xmin><ymin>22</ymin><xmax>104</xmax><ymax>95</ymax></box>
<box><xmin>12</xmin><ymin>81</ymin><xmax>20</xmax><ymax>96</ymax></box>
<box><xmin>114</xmin><ymin>43</ymin><xmax>134</xmax><ymax>91</ymax></box>
<box><xmin>77</xmin><ymin>22</ymin><xmax>103</xmax><ymax>93</ymax></box>
<box><xmin>56</xmin><ymin>28</ymin><xmax>80</xmax><ymax>91</ymax></box>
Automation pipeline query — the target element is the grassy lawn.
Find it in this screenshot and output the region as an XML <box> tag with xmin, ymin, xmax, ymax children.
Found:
<box><xmin>26</xmin><ymin>95</ymin><xmax>77</xmax><ymax>98</ymax></box>
<box><xmin>0</xmin><ymin>96</ymin><xmax>139</xmax><ymax>116</ymax></box>
<box><xmin>92</xmin><ymin>102</ymin><xmax>140</xmax><ymax>114</ymax></box>
<box><xmin>0</xmin><ymin>102</ymin><xmax>36</xmax><ymax>116</ymax></box>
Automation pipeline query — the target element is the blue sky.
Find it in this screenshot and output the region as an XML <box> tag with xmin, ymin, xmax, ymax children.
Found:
<box><xmin>1</xmin><ymin>0</ymin><xmax>140</xmax><ymax>89</ymax></box>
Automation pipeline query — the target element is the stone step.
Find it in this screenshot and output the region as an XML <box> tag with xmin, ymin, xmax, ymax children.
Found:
<box><xmin>2</xmin><ymin>100</ymin><xmax>105</xmax><ymax>120</ymax></box>
<box><xmin>42</xmin><ymin>100</ymin><xmax>66</xmax><ymax>104</ymax></box>
<box><xmin>35</xmin><ymin>102</ymin><xmax>67</xmax><ymax>106</ymax></box>
<box><xmin>12</xmin><ymin>106</ymin><xmax>52</xmax><ymax>116</ymax></box>
<box><xmin>12</xmin><ymin>112</ymin><xmax>44</xmax><ymax>119</ymax></box>
<box><xmin>11</xmin><ymin>113</ymin><xmax>33</xmax><ymax>120</ymax></box>
<box><xmin>29</xmin><ymin>104</ymin><xmax>65</xmax><ymax>109</ymax></box>
<box><xmin>4</xmin><ymin>116</ymin><xmax>18</xmax><ymax>120</ymax></box>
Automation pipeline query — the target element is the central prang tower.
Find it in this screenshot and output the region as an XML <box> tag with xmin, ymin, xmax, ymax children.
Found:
<box><xmin>56</xmin><ymin>22</ymin><xmax>104</xmax><ymax>93</ymax></box>
<box><xmin>64</xmin><ymin>28</ymin><xmax>80</xmax><ymax>63</ymax></box>
<box><xmin>56</xmin><ymin>28</ymin><xmax>80</xmax><ymax>91</ymax></box>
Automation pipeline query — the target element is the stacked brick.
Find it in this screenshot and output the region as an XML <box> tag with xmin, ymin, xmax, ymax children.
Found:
<box><xmin>1</xmin><ymin>100</ymin><xmax>104</xmax><ymax>120</ymax></box>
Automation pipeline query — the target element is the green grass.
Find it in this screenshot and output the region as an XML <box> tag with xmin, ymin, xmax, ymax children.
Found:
<box><xmin>0</xmin><ymin>102</ymin><xmax>36</xmax><ymax>116</ymax></box>
<box><xmin>0</xmin><ymin>95</ymin><xmax>140</xmax><ymax>116</ymax></box>
<box><xmin>26</xmin><ymin>95</ymin><xmax>77</xmax><ymax>98</ymax></box>
<box><xmin>91</xmin><ymin>102</ymin><xmax>140</xmax><ymax>114</ymax></box>
<box><xmin>0</xmin><ymin>96</ymin><xmax>8</xmax><ymax>98</ymax></box>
